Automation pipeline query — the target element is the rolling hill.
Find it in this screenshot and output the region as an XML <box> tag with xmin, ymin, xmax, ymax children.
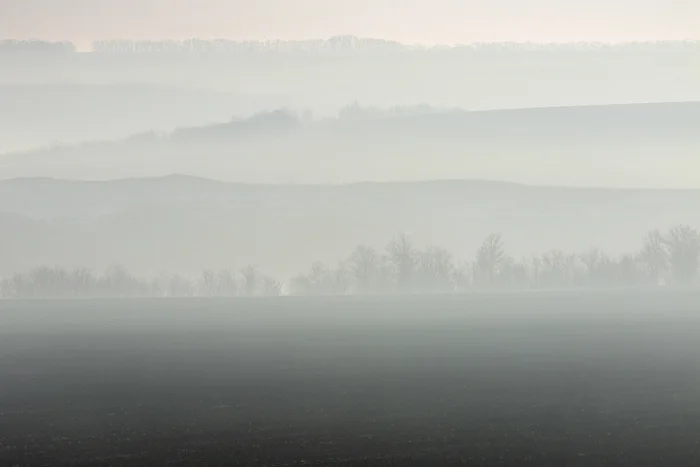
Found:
<box><xmin>0</xmin><ymin>175</ymin><xmax>697</xmax><ymax>278</ymax></box>
<box><xmin>2</xmin><ymin>102</ymin><xmax>699</xmax><ymax>188</ymax></box>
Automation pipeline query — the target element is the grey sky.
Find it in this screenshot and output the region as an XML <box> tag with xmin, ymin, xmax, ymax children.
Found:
<box><xmin>1</xmin><ymin>0</ymin><xmax>698</xmax><ymax>49</ymax></box>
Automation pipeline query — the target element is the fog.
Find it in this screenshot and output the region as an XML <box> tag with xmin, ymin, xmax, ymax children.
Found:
<box><xmin>1</xmin><ymin>37</ymin><xmax>700</xmax><ymax>289</ymax></box>
<box><xmin>1</xmin><ymin>40</ymin><xmax>699</xmax><ymax>185</ymax></box>
<box><xmin>4</xmin><ymin>4</ymin><xmax>700</xmax><ymax>465</ymax></box>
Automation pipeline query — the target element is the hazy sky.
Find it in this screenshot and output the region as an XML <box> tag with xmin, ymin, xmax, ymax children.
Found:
<box><xmin>1</xmin><ymin>0</ymin><xmax>698</xmax><ymax>49</ymax></box>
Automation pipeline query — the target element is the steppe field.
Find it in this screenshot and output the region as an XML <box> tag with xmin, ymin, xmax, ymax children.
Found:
<box><xmin>2</xmin><ymin>290</ymin><xmax>700</xmax><ymax>466</ymax></box>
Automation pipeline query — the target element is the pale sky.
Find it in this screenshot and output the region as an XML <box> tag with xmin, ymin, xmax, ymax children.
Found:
<box><xmin>1</xmin><ymin>0</ymin><xmax>699</xmax><ymax>49</ymax></box>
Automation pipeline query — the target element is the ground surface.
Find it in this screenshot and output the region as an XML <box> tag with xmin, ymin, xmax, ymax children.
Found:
<box><xmin>1</xmin><ymin>291</ymin><xmax>700</xmax><ymax>466</ymax></box>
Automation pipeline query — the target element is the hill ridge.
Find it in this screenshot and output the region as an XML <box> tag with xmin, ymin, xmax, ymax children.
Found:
<box><xmin>4</xmin><ymin>174</ymin><xmax>700</xmax><ymax>193</ymax></box>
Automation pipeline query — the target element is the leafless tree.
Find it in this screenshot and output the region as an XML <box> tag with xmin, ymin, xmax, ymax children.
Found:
<box><xmin>261</xmin><ymin>276</ymin><xmax>282</xmax><ymax>297</ymax></box>
<box><xmin>241</xmin><ymin>266</ymin><xmax>260</xmax><ymax>296</ymax></box>
<box><xmin>200</xmin><ymin>270</ymin><xmax>217</xmax><ymax>297</ymax></box>
<box><xmin>71</xmin><ymin>268</ymin><xmax>96</xmax><ymax>297</ymax></box>
<box><xmin>475</xmin><ymin>234</ymin><xmax>506</xmax><ymax>287</ymax></box>
<box><xmin>618</xmin><ymin>253</ymin><xmax>642</xmax><ymax>286</ymax></box>
<box><xmin>291</xmin><ymin>262</ymin><xmax>333</xmax><ymax>296</ymax></box>
<box><xmin>540</xmin><ymin>250</ymin><xmax>575</xmax><ymax>288</ymax></box>
<box><xmin>639</xmin><ymin>230</ymin><xmax>668</xmax><ymax>285</ymax></box>
<box><xmin>386</xmin><ymin>233</ymin><xmax>417</xmax><ymax>290</ymax></box>
<box><xmin>4</xmin><ymin>224</ymin><xmax>699</xmax><ymax>298</ymax></box>
<box><xmin>580</xmin><ymin>248</ymin><xmax>602</xmax><ymax>282</ymax></box>
<box><xmin>664</xmin><ymin>225</ymin><xmax>700</xmax><ymax>285</ymax></box>
<box><xmin>524</xmin><ymin>255</ymin><xmax>542</xmax><ymax>288</ymax></box>
<box><xmin>416</xmin><ymin>245</ymin><xmax>455</xmax><ymax>293</ymax></box>
<box><xmin>216</xmin><ymin>269</ymin><xmax>238</xmax><ymax>297</ymax></box>
<box><xmin>348</xmin><ymin>245</ymin><xmax>382</xmax><ymax>294</ymax></box>
<box><xmin>166</xmin><ymin>274</ymin><xmax>195</xmax><ymax>297</ymax></box>
<box><xmin>498</xmin><ymin>256</ymin><xmax>529</xmax><ymax>289</ymax></box>
<box><xmin>452</xmin><ymin>260</ymin><xmax>473</xmax><ymax>291</ymax></box>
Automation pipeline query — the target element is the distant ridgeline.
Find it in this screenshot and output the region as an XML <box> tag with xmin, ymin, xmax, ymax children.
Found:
<box><xmin>2</xmin><ymin>38</ymin><xmax>699</xmax><ymax>55</ymax></box>
<box><xmin>1</xmin><ymin>226</ymin><xmax>698</xmax><ymax>299</ymax></box>
<box><xmin>0</xmin><ymin>40</ymin><xmax>76</xmax><ymax>55</ymax></box>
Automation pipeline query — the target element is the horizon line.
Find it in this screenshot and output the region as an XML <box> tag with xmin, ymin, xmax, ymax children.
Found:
<box><xmin>2</xmin><ymin>36</ymin><xmax>700</xmax><ymax>51</ymax></box>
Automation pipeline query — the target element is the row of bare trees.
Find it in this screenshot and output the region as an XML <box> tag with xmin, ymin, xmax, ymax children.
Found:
<box><xmin>291</xmin><ymin>226</ymin><xmax>700</xmax><ymax>295</ymax></box>
<box><xmin>0</xmin><ymin>265</ymin><xmax>281</xmax><ymax>299</ymax></box>
<box><xmin>85</xmin><ymin>39</ymin><xmax>700</xmax><ymax>55</ymax></box>
<box><xmin>3</xmin><ymin>39</ymin><xmax>698</xmax><ymax>57</ymax></box>
<box><xmin>2</xmin><ymin>225</ymin><xmax>699</xmax><ymax>299</ymax></box>
<box><xmin>0</xmin><ymin>40</ymin><xmax>76</xmax><ymax>55</ymax></box>
<box><xmin>90</xmin><ymin>37</ymin><xmax>402</xmax><ymax>55</ymax></box>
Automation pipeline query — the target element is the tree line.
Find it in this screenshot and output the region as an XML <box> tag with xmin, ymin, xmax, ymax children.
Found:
<box><xmin>1</xmin><ymin>225</ymin><xmax>698</xmax><ymax>299</ymax></box>
<box><xmin>0</xmin><ymin>265</ymin><xmax>282</xmax><ymax>299</ymax></box>
<box><xmin>0</xmin><ymin>40</ymin><xmax>76</xmax><ymax>55</ymax></box>
<box><xmin>2</xmin><ymin>38</ymin><xmax>698</xmax><ymax>57</ymax></box>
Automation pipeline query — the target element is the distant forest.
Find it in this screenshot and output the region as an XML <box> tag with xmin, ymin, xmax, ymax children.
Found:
<box><xmin>2</xmin><ymin>37</ymin><xmax>699</xmax><ymax>55</ymax></box>
<box><xmin>2</xmin><ymin>225</ymin><xmax>698</xmax><ymax>299</ymax></box>
<box><xmin>3</xmin><ymin>37</ymin><xmax>698</xmax><ymax>160</ymax></box>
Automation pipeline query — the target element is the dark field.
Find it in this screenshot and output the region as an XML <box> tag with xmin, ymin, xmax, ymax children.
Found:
<box><xmin>1</xmin><ymin>291</ymin><xmax>700</xmax><ymax>466</ymax></box>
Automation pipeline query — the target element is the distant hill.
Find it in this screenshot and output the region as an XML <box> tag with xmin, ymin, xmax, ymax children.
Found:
<box><xmin>0</xmin><ymin>83</ymin><xmax>284</xmax><ymax>153</ymax></box>
<box><xmin>3</xmin><ymin>39</ymin><xmax>699</xmax><ymax>114</ymax></box>
<box><xmin>0</xmin><ymin>175</ymin><xmax>698</xmax><ymax>278</ymax></box>
<box><xmin>2</xmin><ymin>102</ymin><xmax>699</xmax><ymax>187</ymax></box>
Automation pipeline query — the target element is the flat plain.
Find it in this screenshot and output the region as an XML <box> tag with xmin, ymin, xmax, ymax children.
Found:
<box><xmin>1</xmin><ymin>291</ymin><xmax>700</xmax><ymax>466</ymax></box>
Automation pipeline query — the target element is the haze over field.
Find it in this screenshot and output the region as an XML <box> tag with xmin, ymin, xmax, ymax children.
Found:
<box><xmin>1</xmin><ymin>175</ymin><xmax>698</xmax><ymax>290</ymax></box>
<box><xmin>4</xmin><ymin>4</ymin><xmax>700</xmax><ymax>465</ymax></box>
<box><xmin>2</xmin><ymin>1</ymin><xmax>699</xmax><ymax>290</ymax></box>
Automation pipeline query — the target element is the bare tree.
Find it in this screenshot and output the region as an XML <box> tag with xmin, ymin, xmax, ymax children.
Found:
<box><xmin>475</xmin><ymin>234</ymin><xmax>506</xmax><ymax>287</ymax></box>
<box><xmin>71</xmin><ymin>268</ymin><xmax>96</xmax><ymax>297</ymax></box>
<box><xmin>216</xmin><ymin>269</ymin><xmax>238</xmax><ymax>297</ymax></box>
<box><xmin>416</xmin><ymin>245</ymin><xmax>455</xmax><ymax>293</ymax></box>
<box><xmin>4</xmin><ymin>224</ymin><xmax>699</xmax><ymax>297</ymax></box>
<box><xmin>524</xmin><ymin>255</ymin><xmax>542</xmax><ymax>288</ymax></box>
<box><xmin>241</xmin><ymin>266</ymin><xmax>260</xmax><ymax>296</ymax></box>
<box><xmin>1</xmin><ymin>273</ymin><xmax>29</xmax><ymax>298</ymax></box>
<box><xmin>386</xmin><ymin>233</ymin><xmax>417</xmax><ymax>290</ymax></box>
<box><xmin>348</xmin><ymin>245</ymin><xmax>382</xmax><ymax>294</ymax></box>
<box><xmin>100</xmin><ymin>264</ymin><xmax>141</xmax><ymax>297</ymax></box>
<box><xmin>664</xmin><ymin>225</ymin><xmax>700</xmax><ymax>285</ymax></box>
<box><xmin>261</xmin><ymin>276</ymin><xmax>282</xmax><ymax>297</ymax></box>
<box><xmin>309</xmin><ymin>262</ymin><xmax>331</xmax><ymax>294</ymax></box>
<box><xmin>497</xmin><ymin>256</ymin><xmax>529</xmax><ymax>289</ymax></box>
<box><xmin>200</xmin><ymin>270</ymin><xmax>217</xmax><ymax>297</ymax></box>
<box><xmin>330</xmin><ymin>263</ymin><xmax>351</xmax><ymax>295</ymax></box>
<box><xmin>452</xmin><ymin>260</ymin><xmax>473</xmax><ymax>291</ymax></box>
<box><xmin>540</xmin><ymin>250</ymin><xmax>574</xmax><ymax>288</ymax></box>
<box><xmin>580</xmin><ymin>247</ymin><xmax>602</xmax><ymax>284</ymax></box>
<box><xmin>581</xmin><ymin>248</ymin><xmax>628</xmax><ymax>287</ymax></box>
<box><xmin>166</xmin><ymin>274</ymin><xmax>195</xmax><ymax>297</ymax></box>
<box><xmin>639</xmin><ymin>230</ymin><xmax>668</xmax><ymax>285</ymax></box>
<box><xmin>618</xmin><ymin>253</ymin><xmax>642</xmax><ymax>286</ymax></box>
<box><xmin>289</xmin><ymin>274</ymin><xmax>313</xmax><ymax>296</ymax></box>
<box><xmin>291</xmin><ymin>262</ymin><xmax>334</xmax><ymax>296</ymax></box>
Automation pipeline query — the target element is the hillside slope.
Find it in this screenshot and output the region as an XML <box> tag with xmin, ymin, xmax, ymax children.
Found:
<box><xmin>0</xmin><ymin>175</ymin><xmax>697</xmax><ymax>277</ymax></box>
<box><xmin>0</xmin><ymin>83</ymin><xmax>282</xmax><ymax>153</ymax></box>
<box><xmin>2</xmin><ymin>102</ymin><xmax>699</xmax><ymax>187</ymax></box>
